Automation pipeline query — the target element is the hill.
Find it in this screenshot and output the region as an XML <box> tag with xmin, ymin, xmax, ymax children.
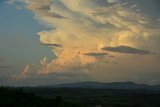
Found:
<box><xmin>48</xmin><ymin>81</ymin><xmax>160</xmax><ymax>90</ymax></box>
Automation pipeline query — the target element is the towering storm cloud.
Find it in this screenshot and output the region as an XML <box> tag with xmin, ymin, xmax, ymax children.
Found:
<box><xmin>8</xmin><ymin>0</ymin><xmax>160</xmax><ymax>85</ymax></box>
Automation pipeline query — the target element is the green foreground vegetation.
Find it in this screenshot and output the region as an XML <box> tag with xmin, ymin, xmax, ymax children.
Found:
<box><xmin>0</xmin><ymin>86</ymin><xmax>160</xmax><ymax>107</ymax></box>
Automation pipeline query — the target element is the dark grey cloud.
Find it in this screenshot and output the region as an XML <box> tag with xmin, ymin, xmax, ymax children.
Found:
<box><xmin>83</xmin><ymin>52</ymin><xmax>108</xmax><ymax>57</ymax></box>
<box><xmin>51</xmin><ymin>12</ymin><xmax>67</xmax><ymax>19</ymax></box>
<box><xmin>42</xmin><ymin>11</ymin><xmax>67</xmax><ymax>19</ymax></box>
<box><xmin>0</xmin><ymin>59</ymin><xmax>4</xmax><ymax>62</ymax></box>
<box><xmin>102</xmin><ymin>45</ymin><xmax>153</xmax><ymax>55</ymax></box>
<box><xmin>0</xmin><ymin>65</ymin><xmax>11</xmax><ymax>69</ymax></box>
<box><xmin>41</xmin><ymin>43</ymin><xmax>62</xmax><ymax>47</ymax></box>
<box><xmin>39</xmin><ymin>5</ymin><xmax>51</xmax><ymax>11</ymax></box>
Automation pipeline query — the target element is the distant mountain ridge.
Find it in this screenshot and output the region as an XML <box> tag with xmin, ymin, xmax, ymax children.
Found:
<box><xmin>48</xmin><ymin>81</ymin><xmax>160</xmax><ymax>90</ymax></box>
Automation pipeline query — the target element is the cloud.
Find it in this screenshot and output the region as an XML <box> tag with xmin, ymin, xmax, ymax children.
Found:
<box><xmin>107</xmin><ymin>0</ymin><xmax>119</xmax><ymax>3</ymax></box>
<box><xmin>12</xmin><ymin>65</ymin><xmax>30</xmax><ymax>80</ymax></box>
<box><xmin>0</xmin><ymin>65</ymin><xmax>11</xmax><ymax>69</ymax></box>
<box><xmin>8</xmin><ymin>0</ymin><xmax>160</xmax><ymax>85</ymax></box>
<box><xmin>102</xmin><ymin>45</ymin><xmax>153</xmax><ymax>55</ymax></box>
<box><xmin>6</xmin><ymin>0</ymin><xmax>16</xmax><ymax>5</ymax></box>
<box><xmin>83</xmin><ymin>52</ymin><xmax>108</xmax><ymax>57</ymax></box>
<box><xmin>11</xmin><ymin>57</ymin><xmax>92</xmax><ymax>84</ymax></box>
<box><xmin>0</xmin><ymin>59</ymin><xmax>4</xmax><ymax>63</ymax></box>
<box><xmin>41</xmin><ymin>43</ymin><xmax>62</xmax><ymax>47</ymax></box>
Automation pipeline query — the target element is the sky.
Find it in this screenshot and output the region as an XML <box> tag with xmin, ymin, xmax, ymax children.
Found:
<box><xmin>0</xmin><ymin>0</ymin><xmax>160</xmax><ymax>86</ymax></box>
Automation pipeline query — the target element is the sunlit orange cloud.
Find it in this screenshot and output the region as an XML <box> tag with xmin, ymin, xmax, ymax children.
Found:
<box><xmin>10</xmin><ymin>0</ymin><xmax>160</xmax><ymax>84</ymax></box>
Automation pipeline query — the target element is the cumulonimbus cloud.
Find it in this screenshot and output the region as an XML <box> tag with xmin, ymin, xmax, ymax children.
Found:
<box><xmin>11</xmin><ymin>0</ymin><xmax>160</xmax><ymax>71</ymax></box>
<box><xmin>9</xmin><ymin>0</ymin><xmax>160</xmax><ymax>85</ymax></box>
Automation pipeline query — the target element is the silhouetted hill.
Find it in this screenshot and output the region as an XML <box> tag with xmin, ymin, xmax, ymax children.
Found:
<box><xmin>1</xmin><ymin>85</ymin><xmax>160</xmax><ymax>107</ymax></box>
<box><xmin>48</xmin><ymin>81</ymin><xmax>160</xmax><ymax>90</ymax></box>
<box><xmin>0</xmin><ymin>86</ymin><xmax>81</xmax><ymax>107</ymax></box>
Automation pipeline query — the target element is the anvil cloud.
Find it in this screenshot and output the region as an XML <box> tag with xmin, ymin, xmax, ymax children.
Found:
<box><xmin>9</xmin><ymin>0</ymin><xmax>160</xmax><ymax>85</ymax></box>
